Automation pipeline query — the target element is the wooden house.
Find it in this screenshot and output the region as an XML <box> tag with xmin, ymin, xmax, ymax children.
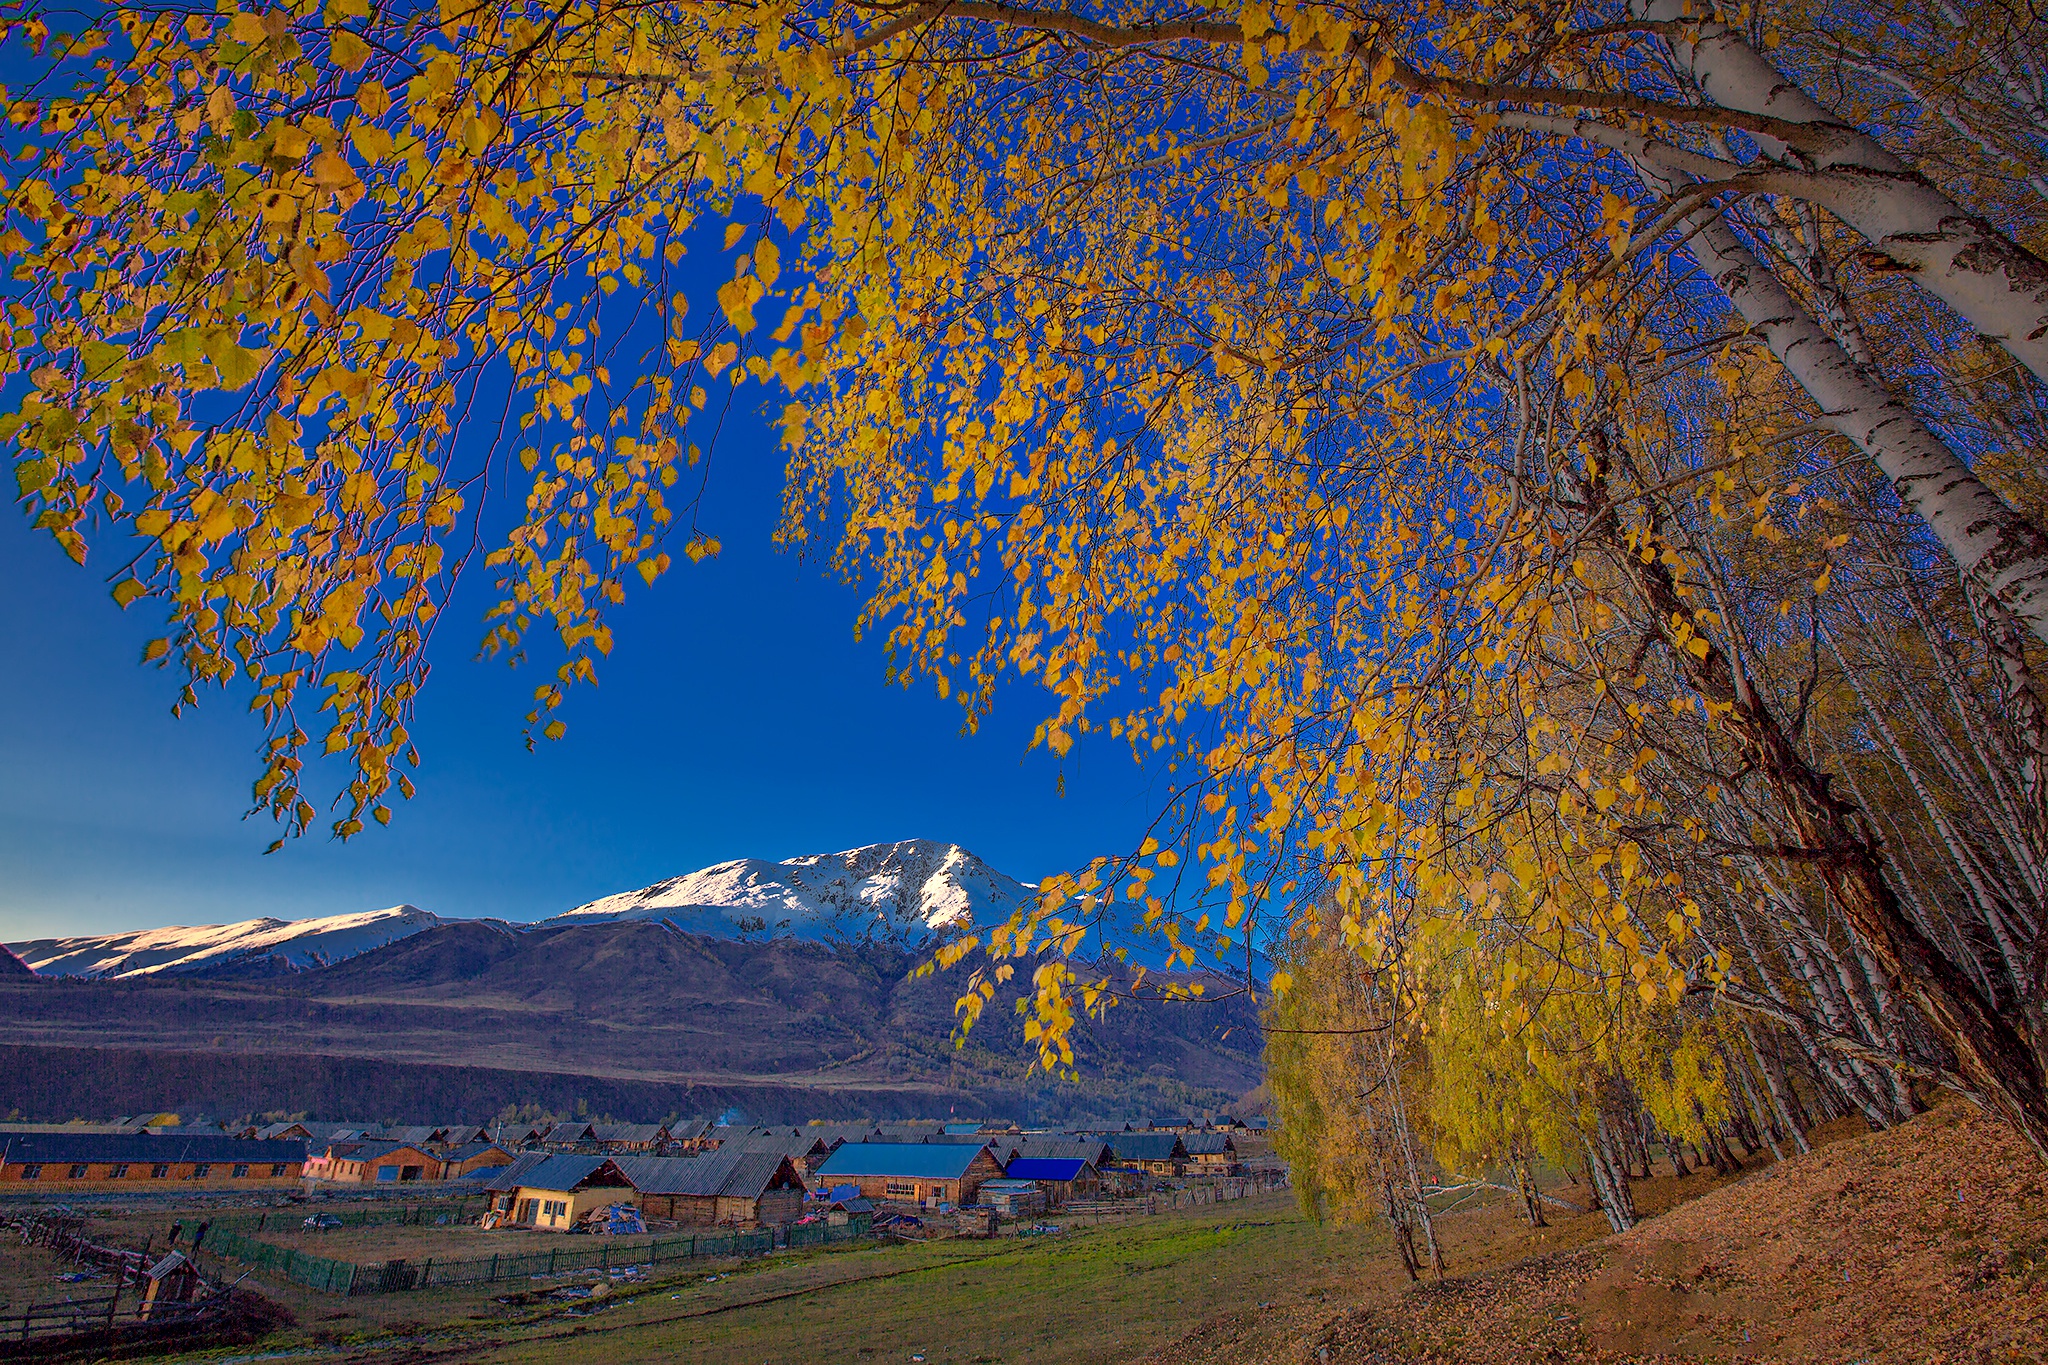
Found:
<box><xmin>1182</xmin><ymin>1134</ymin><xmax>1240</xmax><ymax>1176</ymax></box>
<box><xmin>1000</xmin><ymin>1156</ymin><xmax>1101</xmax><ymax>1204</ymax></box>
<box><xmin>543</xmin><ymin>1121</ymin><xmax>598</xmax><ymax>1149</ymax></box>
<box><xmin>614</xmin><ymin>1152</ymin><xmax>806</xmax><ymax>1227</ymax></box>
<box><xmin>724</xmin><ymin>1131</ymin><xmax>837</xmax><ymax>1181</ymax></box>
<box><xmin>497</xmin><ymin>1156</ymin><xmax>635</xmax><ymax>1231</ymax></box>
<box><xmin>308</xmin><ymin>1141</ymin><xmax>441</xmax><ymax>1183</ymax></box>
<box><xmin>590</xmin><ymin>1123</ymin><xmax>670</xmax><ymax>1153</ymax></box>
<box><xmin>1104</xmin><ymin>1132</ymin><xmax>1187</xmax><ymax>1176</ymax></box>
<box><xmin>440</xmin><ymin>1142</ymin><xmax>517</xmax><ymax>1178</ymax></box>
<box><xmin>810</xmin><ymin>1141</ymin><xmax>1005</xmax><ymax>1208</ymax></box>
<box><xmin>1010</xmin><ymin>1136</ymin><xmax>1115</xmax><ymax>1171</ymax></box>
<box><xmin>668</xmin><ymin>1119</ymin><xmax>716</xmax><ymax>1151</ymax></box>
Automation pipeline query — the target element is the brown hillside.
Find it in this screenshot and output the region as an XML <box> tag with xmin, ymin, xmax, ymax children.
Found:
<box><xmin>1328</xmin><ymin>1105</ymin><xmax>2045</xmax><ymax>1363</ymax></box>
<box><xmin>1151</xmin><ymin>1104</ymin><xmax>2046</xmax><ymax>1364</ymax></box>
<box><xmin>0</xmin><ymin>921</ymin><xmax>1259</xmax><ymax>1123</ymax></box>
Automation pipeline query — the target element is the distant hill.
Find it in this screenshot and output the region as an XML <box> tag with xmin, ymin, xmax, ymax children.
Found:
<box><xmin>9</xmin><ymin>905</ymin><xmax>449</xmax><ymax>979</ymax></box>
<box><xmin>0</xmin><ymin>918</ymin><xmax>1260</xmax><ymax>1126</ymax></box>
<box><xmin>0</xmin><ymin>946</ymin><xmax>30</xmax><ymax>978</ymax></box>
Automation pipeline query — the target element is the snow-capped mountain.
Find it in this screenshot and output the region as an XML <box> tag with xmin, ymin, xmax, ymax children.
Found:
<box><xmin>8</xmin><ymin>905</ymin><xmax>445</xmax><ymax>979</ymax></box>
<box><xmin>1</xmin><ymin>842</ymin><xmax>1041</xmax><ymax>977</ymax></box>
<box><xmin>545</xmin><ymin>839</ymin><xmax>1037</xmax><ymax>948</ymax></box>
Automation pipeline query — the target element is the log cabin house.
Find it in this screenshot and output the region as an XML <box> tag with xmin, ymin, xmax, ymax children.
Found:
<box><xmin>810</xmin><ymin>1141</ymin><xmax>1005</xmax><ymax>1209</ymax></box>
<box><xmin>1182</xmin><ymin>1133</ymin><xmax>1241</xmax><ymax>1176</ymax></box>
<box><xmin>999</xmin><ymin>1156</ymin><xmax>1101</xmax><ymax>1204</ymax></box>
<box><xmin>1103</xmin><ymin>1133</ymin><xmax>1188</xmax><ymax>1176</ymax></box>
<box><xmin>613</xmin><ymin>1151</ymin><xmax>806</xmax><ymax>1227</ymax></box>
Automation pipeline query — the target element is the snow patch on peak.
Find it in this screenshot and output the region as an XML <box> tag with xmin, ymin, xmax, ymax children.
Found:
<box><xmin>544</xmin><ymin>839</ymin><xmax>1037</xmax><ymax>948</ymax></box>
<box><xmin>7</xmin><ymin>905</ymin><xmax>443</xmax><ymax>979</ymax></box>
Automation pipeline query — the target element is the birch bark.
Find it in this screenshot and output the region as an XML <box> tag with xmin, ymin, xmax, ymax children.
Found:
<box><xmin>1635</xmin><ymin>0</ymin><xmax>2048</xmax><ymax>384</ymax></box>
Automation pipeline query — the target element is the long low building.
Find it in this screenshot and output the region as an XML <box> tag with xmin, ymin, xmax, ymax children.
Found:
<box><xmin>0</xmin><ymin>1133</ymin><xmax>306</xmax><ymax>1189</ymax></box>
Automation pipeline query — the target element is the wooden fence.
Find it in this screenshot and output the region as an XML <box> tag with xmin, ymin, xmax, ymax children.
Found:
<box><xmin>194</xmin><ymin>1215</ymin><xmax>873</xmax><ymax>1296</ymax></box>
<box><xmin>0</xmin><ymin>1213</ymin><xmax>229</xmax><ymax>1352</ymax></box>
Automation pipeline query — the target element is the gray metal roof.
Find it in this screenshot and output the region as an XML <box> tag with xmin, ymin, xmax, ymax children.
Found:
<box><xmin>479</xmin><ymin>1152</ymin><xmax>554</xmax><ymax>1191</ymax></box>
<box><xmin>613</xmin><ymin>1150</ymin><xmax>802</xmax><ymax>1200</ymax></box>
<box><xmin>1105</xmin><ymin>1133</ymin><xmax>1188</xmax><ymax>1162</ymax></box>
<box><xmin>497</xmin><ymin>1155</ymin><xmax>625</xmax><ymax>1192</ymax></box>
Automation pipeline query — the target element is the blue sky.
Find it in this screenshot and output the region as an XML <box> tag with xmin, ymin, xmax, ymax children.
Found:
<box><xmin>0</xmin><ymin>394</ymin><xmax>1164</xmax><ymax>941</ymax></box>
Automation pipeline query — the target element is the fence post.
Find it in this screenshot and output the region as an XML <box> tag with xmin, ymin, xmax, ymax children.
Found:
<box><xmin>422</xmin><ymin>1258</ymin><xmax>433</xmax><ymax>1288</ymax></box>
<box><xmin>490</xmin><ymin>1253</ymin><xmax>499</xmax><ymax>1283</ymax></box>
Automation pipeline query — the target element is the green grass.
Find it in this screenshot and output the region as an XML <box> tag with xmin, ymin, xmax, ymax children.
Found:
<box><xmin>446</xmin><ymin>1193</ymin><xmax>1362</xmax><ymax>1365</ymax></box>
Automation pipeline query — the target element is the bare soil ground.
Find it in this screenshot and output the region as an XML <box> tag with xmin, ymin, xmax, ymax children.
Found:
<box><xmin>1150</xmin><ymin>1103</ymin><xmax>2045</xmax><ymax>1365</ymax></box>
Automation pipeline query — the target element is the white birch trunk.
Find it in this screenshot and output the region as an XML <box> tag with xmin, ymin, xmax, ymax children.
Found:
<box><xmin>1635</xmin><ymin>0</ymin><xmax>2048</xmax><ymax>385</ymax></box>
<box><xmin>1634</xmin><ymin>156</ymin><xmax>2048</xmax><ymax>647</ymax></box>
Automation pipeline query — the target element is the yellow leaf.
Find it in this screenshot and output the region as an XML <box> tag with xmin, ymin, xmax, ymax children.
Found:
<box><xmin>330</xmin><ymin>29</ymin><xmax>370</xmax><ymax>71</ymax></box>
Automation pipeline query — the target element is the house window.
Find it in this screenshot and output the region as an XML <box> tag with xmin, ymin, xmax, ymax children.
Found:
<box><xmin>68</xmin><ymin>1164</ymin><xmax>89</xmax><ymax>1179</ymax></box>
<box><xmin>884</xmin><ymin>1181</ymin><xmax>917</xmax><ymax>1199</ymax></box>
<box><xmin>191</xmin><ymin>1164</ymin><xmax>211</xmax><ymax>1178</ymax></box>
<box><xmin>151</xmin><ymin>1164</ymin><xmax>169</xmax><ymax>1179</ymax></box>
<box><xmin>377</xmin><ymin>1166</ymin><xmax>398</xmax><ymax>1182</ymax></box>
<box><xmin>109</xmin><ymin>1165</ymin><xmax>129</xmax><ymax>1179</ymax></box>
<box><xmin>232</xmin><ymin>1164</ymin><xmax>250</xmax><ymax>1178</ymax></box>
<box><xmin>271</xmin><ymin>1164</ymin><xmax>289</xmax><ymax>1177</ymax></box>
<box><xmin>20</xmin><ymin>1164</ymin><xmax>40</xmax><ymax>1180</ymax></box>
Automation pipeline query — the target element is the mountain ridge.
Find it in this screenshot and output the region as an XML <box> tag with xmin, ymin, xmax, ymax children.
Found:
<box><xmin>7</xmin><ymin>839</ymin><xmax>1037</xmax><ymax>979</ymax></box>
<box><xmin>0</xmin><ymin>917</ymin><xmax>1261</xmax><ymax>1125</ymax></box>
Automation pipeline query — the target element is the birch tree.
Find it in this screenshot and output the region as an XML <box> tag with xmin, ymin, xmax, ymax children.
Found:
<box><xmin>5</xmin><ymin>0</ymin><xmax>2047</xmax><ymax>1156</ymax></box>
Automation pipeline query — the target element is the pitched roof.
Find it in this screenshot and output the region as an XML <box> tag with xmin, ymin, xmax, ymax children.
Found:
<box><xmin>724</xmin><ymin>1132</ymin><xmax>830</xmax><ymax>1162</ymax></box>
<box><xmin>591</xmin><ymin>1123</ymin><xmax>668</xmax><ymax>1144</ymax></box>
<box><xmin>545</xmin><ymin>1122</ymin><xmax>597</xmax><ymax>1142</ymax></box>
<box><xmin>506</xmin><ymin>1155</ymin><xmax>629</xmax><ymax>1192</ymax></box>
<box><xmin>0</xmin><ymin>1133</ymin><xmax>305</xmax><ymax>1165</ymax></box>
<box><xmin>479</xmin><ymin>1152</ymin><xmax>554</xmax><ymax>1191</ymax></box>
<box><xmin>1105</xmin><ymin>1133</ymin><xmax>1187</xmax><ymax>1162</ymax></box>
<box><xmin>1010</xmin><ymin>1136</ymin><xmax>1114</xmax><ymax>1166</ymax></box>
<box><xmin>1182</xmin><ymin>1134</ymin><xmax>1236</xmax><ymax>1155</ymax></box>
<box><xmin>669</xmin><ymin>1119</ymin><xmax>714</xmax><ymax>1141</ymax></box>
<box><xmin>613</xmin><ymin>1151</ymin><xmax>802</xmax><ymax>1200</ymax></box>
<box><xmin>1003</xmin><ymin>1157</ymin><xmax>1093</xmax><ymax>1181</ymax></box>
<box><xmin>813</xmin><ymin>1142</ymin><xmax>992</xmax><ymax>1181</ymax></box>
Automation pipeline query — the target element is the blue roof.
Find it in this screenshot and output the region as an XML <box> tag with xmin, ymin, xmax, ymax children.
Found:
<box><xmin>813</xmin><ymin>1142</ymin><xmax>989</xmax><ymax>1181</ymax></box>
<box><xmin>1003</xmin><ymin>1157</ymin><xmax>1089</xmax><ymax>1181</ymax></box>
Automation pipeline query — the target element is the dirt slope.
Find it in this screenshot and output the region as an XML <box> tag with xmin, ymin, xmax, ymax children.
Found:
<box><xmin>1321</xmin><ymin>1104</ymin><xmax>2047</xmax><ymax>1363</ymax></box>
<box><xmin>1150</xmin><ymin>1103</ymin><xmax>2046</xmax><ymax>1364</ymax></box>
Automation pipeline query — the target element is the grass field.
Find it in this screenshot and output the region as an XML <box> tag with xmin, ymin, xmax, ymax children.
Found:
<box><xmin>474</xmin><ymin>1194</ymin><xmax>1359</xmax><ymax>1365</ymax></box>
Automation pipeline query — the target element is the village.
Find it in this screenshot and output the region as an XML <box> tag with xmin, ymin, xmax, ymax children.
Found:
<box><xmin>0</xmin><ymin>1112</ymin><xmax>1271</xmax><ymax>1234</ymax></box>
<box><xmin>0</xmin><ymin>1108</ymin><xmax>1288</xmax><ymax>1356</ymax></box>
